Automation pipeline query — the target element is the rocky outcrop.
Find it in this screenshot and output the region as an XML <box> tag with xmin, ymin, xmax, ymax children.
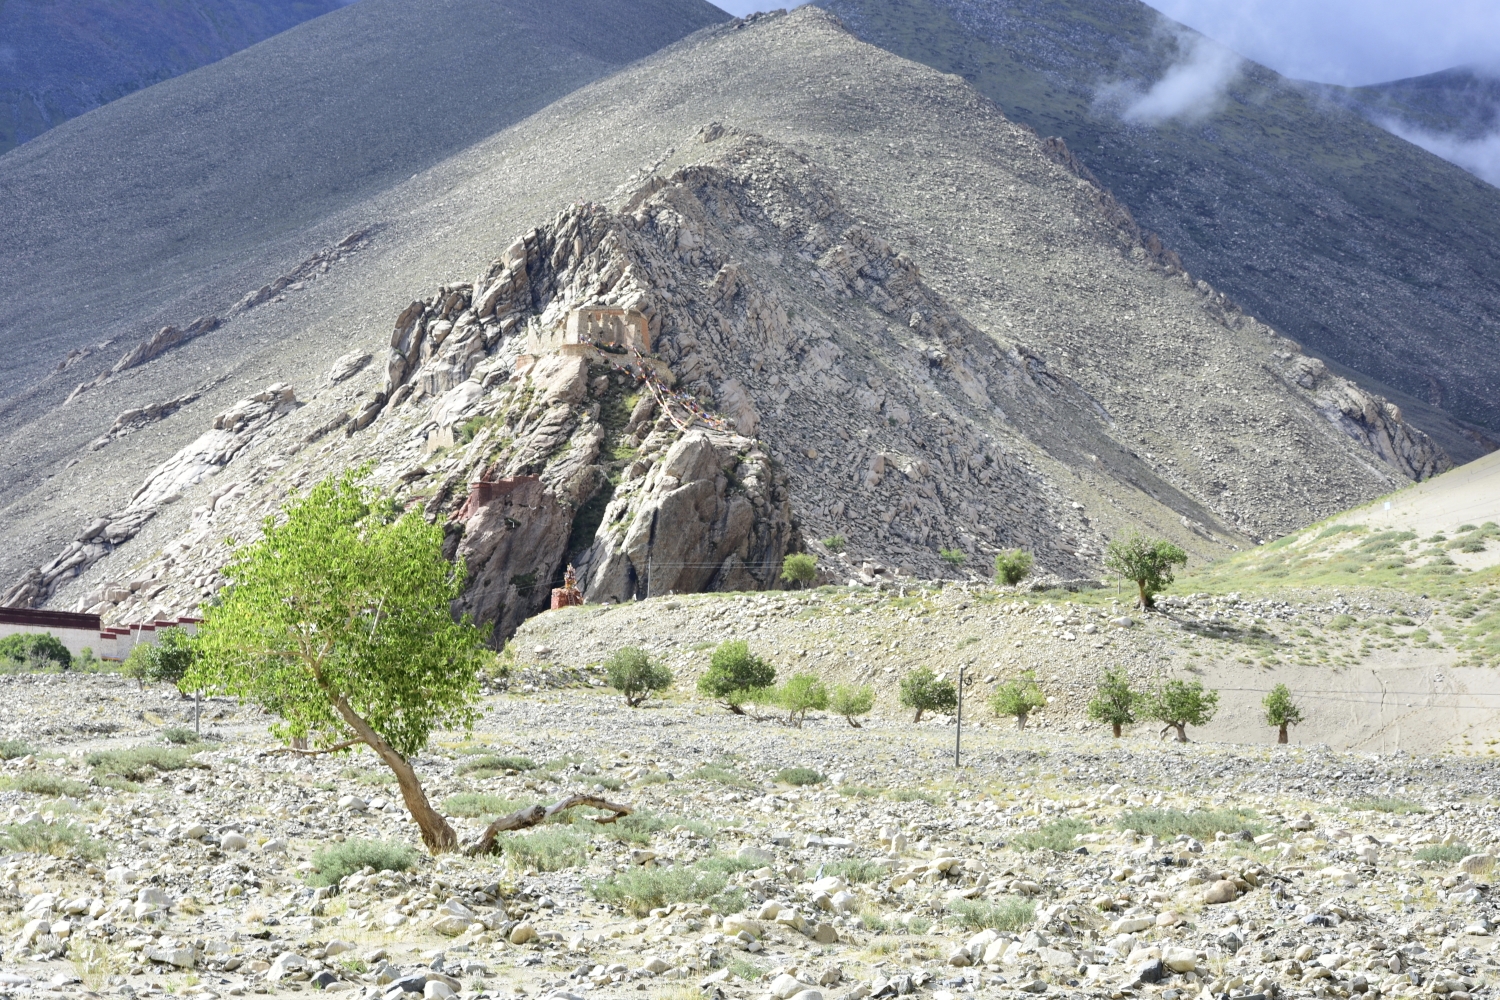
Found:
<box><xmin>1285</xmin><ymin>356</ymin><xmax>1449</xmax><ymax>481</ymax></box>
<box><xmin>111</xmin><ymin>316</ymin><xmax>220</xmax><ymax>375</ymax></box>
<box><xmin>1</xmin><ymin>384</ymin><xmax>297</xmax><ymax>610</ymax></box>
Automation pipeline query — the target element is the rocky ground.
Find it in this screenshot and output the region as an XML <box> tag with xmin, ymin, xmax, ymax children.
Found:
<box><xmin>6</xmin><ymin>666</ymin><xmax>1500</xmax><ymax>1000</ymax></box>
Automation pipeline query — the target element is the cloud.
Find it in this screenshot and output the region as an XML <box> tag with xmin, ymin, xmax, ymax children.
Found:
<box><xmin>1379</xmin><ymin>118</ymin><xmax>1500</xmax><ymax>187</ymax></box>
<box><xmin>1098</xmin><ymin>29</ymin><xmax>1245</xmax><ymax>126</ymax></box>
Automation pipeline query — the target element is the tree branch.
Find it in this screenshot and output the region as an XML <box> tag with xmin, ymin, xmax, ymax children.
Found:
<box><xmin>262</xmin><ymin>738</ymin><xmax>362</xmax><ymax>757</ymax></box>
<box><xmin>465</xmin><ymin>794</ymin><xmax>633</xmax><ymax>857</ymax></box>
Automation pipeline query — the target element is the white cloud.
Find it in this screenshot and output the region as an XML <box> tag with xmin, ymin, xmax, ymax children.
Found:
<box><xmin>1118</xmin><ymin>31</ymin><xmax>1244</xmax><ymax>124</ymax></box>
<box><xmin>1380</xmin><ymin>118</ymin><xmax>1500</xmax><ymax>187</ymax></box>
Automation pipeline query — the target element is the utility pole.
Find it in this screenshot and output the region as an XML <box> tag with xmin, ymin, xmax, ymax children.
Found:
<box><xmin>955</xmin><ymin>664</ymin><xmax>965</xmax><ymax>767</ymax></box>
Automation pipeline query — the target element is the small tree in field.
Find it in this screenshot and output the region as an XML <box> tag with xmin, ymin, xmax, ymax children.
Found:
<box><xmin>1087</xmin><ymin>667</ymin><xmax>1138</xmax><ymax>737</ymax></box>
<box><xmin>780</xmin><ymin>553</ymin><xmax>817</xmax><ymax>589</ymax></box>
<box><xmin>830</xmin><ymin>683</ymin><xmax>875</xmax><ymax>727</ymax></box>
<box><xmin>776</xmin><ymin>673</ymin><xmax>829</xmax><ymax>727</ymax></box>
<box><xmin>0</xmin><ymin>632</ymin><xmax>72</xmax><ymax>672</ymax></box>
<box><xmin>990</xmin><ymin>670</ymin><xmax>1047</xmax><ymax>730</ymax></box>
<box><xmin>899</xmin><ymin>666</ymin><xmax>957</xmax><ymax>722</ymax></box>
<box><xmin>994</xmin><ymin>549</ymin><xmax>1034</xmax><ymax>586</ymax></box>
<box><xmin>604</xmin><ymin>647</ymin><xmax>673</xmax><ymax>707</ymax></box>
<box><xmin>697</xmin><ymin>640</ymin><xmax>776</xmax><ymax>714</ymax></box>
<box><xmin>1143</xmin><ymin>678</ymin><xmax>1219</xmax><ymax>742</ymax></box>
<box><xmin>125</xmin><ymin>627</ymin><xmax>197</xmax><ymax>694</ymax></box>
<box><xmin>1104</xmin><ymin>532</ymin><xmax>1188</xmax><ymax>609</ymax></box>
<box><xmin>1263</xmin><ymin>683</ymin><xmax>1304</xmax><ymax>744</ymax></box>
<box><xmin>185</xmin><ymin>470</ymin><xmax>488</xmax><ymax>852</ymax></box>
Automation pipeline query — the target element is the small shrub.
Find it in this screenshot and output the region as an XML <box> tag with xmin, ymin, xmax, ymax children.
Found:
<box><xmin>0</xmin><ymin>738</ymin><xmax>33</xmax><ymax>760</ymax></box>
<box><xmin>899</xmin><ymin>666</ymin><xmax>957</xmax><ymax>722</ymax></box>
<box><xmin>309</xmin><ymin>838</ymin><xmax>419</xmax><ymax>887</ymax></box>
<box><xmin>443</xmin><ymin>793</ymin><xmax>531</xmax><ymax>818</ymax></box>
<box><xmin>162</xmin><ymin>727</ymin><xmax>200</xmax><ymax>745</ymax></box>
<box><xmin>989</xmin><ymin>671</ymin><xmax>1047</xmax><ymax>729</ymax></box>
<box><xmin>825</xmin><ymin>857</ymin><xmax>887</xmax><ymax>883</ymax></box>
<box><xmin>1347</xmin><ymin>796</ymin><xmax>1427</xmax><ymax>814</ymax></box>
<box><xmin>0</xmin><ymin>818</ymin><xmax>106</xmax><ymax>860</ymax></box>
<box><xmin>697</xmin><ymin>640</ymin><xmax>776</xmax><ymax>714</ymax></box>
<box><xmin>822</xmin><ymin>535</ymin><xmax>846</xmax><ymax>553</ymax></box>
<box><xmin>0</xmin><ymin>632</ymin><xmax>72</xmax><ymax>672</ymax></box>
<box><xmin>908</xmin><ymin>916</ymin><xmax>932</xmax><ymax>934</ymax></box>
<box><xmin>776</xmin><ymin>766</ymin><xmax>824</xmax><ymax>786</ymax></box>
<box><xmin>6</xmin><ymin>773</ymin><xmax>91</xmax><ymax>798</ymax></box>
<box><xmin>1010</xmin><ymin>818</ymin><xmax>1089</xmax><ymax>852</ymax></box>
<box><xmin>728</xmin><ymin>957</ymin><xmax>766</xmax><ymax>981</ymax></box>
<box><xmin>1416</xmin><ymin>843</ymin><xmax>1471</xmax><ymax>864</ymax></box>
<box><xmin>775</xmin><ymin>673</ymin><xmax>828</xmax><ymax>726</ymax></box>
<box><xmin>780</xmin><ymin>553</ymin><xmax>818</xmax><ymax>589</ymax></box>
<box><xmin>85</xmin><ymin>746</ymin><xmax>197</xmax><ymax>781</ymax></box>
<box><xmin>687</xmin><ymin>764</ymin><xmax>754</xmax><ymax>788</ymax></box>
<box><xmin>1117</xmin><ymin>808</ymin><xmax>1262</xmax><ymax>839</ymax></box>
<box><xmin>993</xmin><ymin>549</ymin><xmax>1034</xmax><ymax>586</ymax></box>
<box><xmin>122</xmin><ymin>627</ymin><xmax>197</xmax><ymax>690</ymax></box>
<box><xmin>456</xmin><ymin>753</ymin><xmax>535</xmax><ymax>775</ymax></box>
<box><xmin>948</xmin><ymin>896</ymin><xmax>1034</xmax><ymax>932</ymax></box>
<box><xmin>604</xmin><ymin>647</ymin><xmax>673</xmax><ymax>707</ymax></box>
<box><xmin>589</xmin><ymin>863</ymin><xmax>731</xmax><ymax>915</ymax></box>
<box><xmin>939</xmin><ymin>548</ymin><xmax>967</xmax><ymax>568</ymax></box>
<box><xmin>887</xmin><ymin>788</ymin><xmax>937</xmax><ymax>804</ymax></box>
<box><xmin>499</xmin><ymin>827</ymin><xmax>588</xmax><ymax>871</ymax></box>
<box><xmin>839</xmin><ymin>783</ymin><xmax>880</xmax><ymax>798</ymax></box>
<box><xmin>830</xmin><ymin>683</ymin><xmax>875</xmax><ymax>727</ymax></box>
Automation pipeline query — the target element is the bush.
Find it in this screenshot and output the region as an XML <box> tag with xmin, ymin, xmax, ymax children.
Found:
<box><xmin>161</xmin><ymin>727</ymin><xmax>200</xmax><ymax>745</ymax></box>
<box><xmin>1262</xmin><ymin>683</ymin><xmax>1304</xmax><ymax>744</ymax></box>
<box><xmin>456</xmin><ymin>753</ymin><xmax>535</xmax><ymax>776</ymax></box>
<box><xmin>1416</xmin><ymin>843</ymin><xmax>1471</xmax><ymax>864</ymax></box>
<box><xmin>697</xmin><ymin>641</ymin><xmax>776</xmax><ymax>714</ymax></box>
<box><xmin>989</xmin><ymin>671</ymin><xmax>1047</xmax><ymax>729</ymax></box>
<box><xmin>0</xmin><ymin>738</ymin><xmax>33</xmax><ymax>760</ymax></box>
<box><xmin>822</xmin><ymin>535</ymin><xmax>846</xmax><ymax>553</ymax></box>
<box><xmin>948</xmin><ymin>896</ymin><xmax>1034</xmax><ymax>932</ymax></box>
<box><xmin>1010</xmin><ymin>818</ymin><xmax>1089</xmax><ymax>852</ymax></box>
<box><xmin>1117</xmin><ymin>808</ymin><xmax>1262</xmax><ymax>839</ymax></box>
<box><xmin>1087</xmin><ymin>667</ymin><xmax>1137</xmax><ymax>737</ymax></box>
<box><xmin>1104</xmin><ymin>532</ymin><xmax>1188</xmax><ymax>609</ymax></box>
<box><xmin>939</xmin><ymin>548</ymin><xmax>967</xmax><ymax>568</ymax></box>
<box><xmin>780</xmin><ymin>553</ymin><xmax>817</xmax><ymax>589</ymax></box>
<box><xmin>85</xmin><ymin>746</ymin><xmax>197</xmax><ymax>781</ymax></box>
<box><xmin>0</xmin><ymin>819</ymin><xmax>106</xmax><ymax>860</ymax></box>
<box><xmin>589</xmin><ymin>861</ymin><xmax>740</xmax><ymax>916</ymax></box>
<box><xmin>1142</xmin><ymin>678</ymin><xmax>1219</xmax><ymax>742</ymax></box>
<box><xmin>776</xmin><ymin>767</ymin><xmax>824</xmax><ymax>786</ymax></box>
<box><xmin>5</xmin><ymin>773</ymin><xmax>92</xmax><ymax>798</ymax></box>
<box><xmin>309</xmin><ymin>838</ymin><xmax>419</xmax><ymax>887</ymax></box>
<box><xmin>993</xmin><ymin>549</ymin><xmax>1034</xmax><ymax>586</ymax></box>
<box><xmin>1347</xmin><ymin>796</ymin><xmax>1427</xmax><ymax>814</ymax></box>
<box><xmin>0</xmin><ymin>632</ymin><xmax>73</xmax><ymax>672</ymax></box>
<box><xmin>122</xmin><ymin>627</ymin><xmax>197</xmax><ymax>690</ymax></box>
<box><xmin>604</xmin><ymin>647</ymin><xmax>673</xmax><ymax>708</ymax></box>
<box><xmin>686</xmin><ymin>764</ymin><xmax>755</xmax><ymax>788</ymax></box>
<box><xmin>498</xmin><ymin>827</ymin><xmax>588</xmax><ymax>871</ymax></box>
<box><xmin>442</xmin><ymin>793</ymin><xmax>532</xmax><ymax>818</ymax></box>
<box><xmin>776</xmin><ymin>673</ymin><xmax>828</xmax><ymax>726</ymax></box>
<box><xmin>830</xmin><ymin>683</ymin><xmax>875</xmax><ymax>727</ymax></box>
<box><xmin>825</xmin><ymin>857</ymin><xmax>888</xmax><ymax>883</ymax></box>
<box><xmin>899</xmin><ymin>666</ymin><xmax>957</xmax><ymax>722</ymax></box>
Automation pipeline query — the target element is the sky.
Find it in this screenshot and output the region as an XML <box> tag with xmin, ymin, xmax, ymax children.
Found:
<box><xmin>712</xmin><ymin>0</ymin><xmax>1500</xmax><ymax>87</ymax></box>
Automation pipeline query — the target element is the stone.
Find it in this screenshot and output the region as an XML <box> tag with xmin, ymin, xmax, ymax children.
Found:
<box><xmin>261</xmin><ymin>837</ymin><xmax>288</xmax><ymax>853</ymax></box>
<box><xmin>268</xmin><ymin>953</ymin><xmax>307</xmax><ymax>982</ymax></box>
<box><xmin>810</xmin><ymin>922</ymin><xmax>839</xmax><ymax>944</ymax></box>
<box><xmin>789</xmin><ymin>991</ymin><xmax>824</xmax><ymax>1000</ymax></box>
<box><xmin>1203</xmin><ymin>880</ymin><xmax>1239</xmax><ymax>903</ymax></box>
<box><xmin>1019</xmin><ymin>980</ymin><xmax>1049</xmax><ymax>993</ymax></box>
<box><xmin>642</xmin><ymin>956</ymin><xmax>671</xmax><ymax>974</ymax></box>
<box><xmin>1459</xmin><ymin>854</ymin><xmax>1495</xmax><ymax>876</ymax></box>
<box><xmin>220</xmin><ymin>831</ymin><xmax>248</xmax><ymax>851</ymax></box>
<box><xmin>423</xmin><ymin>981</ymin><xmax>454</xmax><ymax>1000</ymax></box>
<box><xmin>737</xmin><ymin>845</ymin><xmax>776</xmax><ymax>865</ymax></box>
<box><xmin>143</xmin><ymin>943</ymin><xmax>196</xmax><ymax>969</ymax></box>
<box><xmin>311</xmin><ymin>971</ymin><xmax>338</xmax><ymax>990</ymax></box>
<box><xmin>1163</xmin><ymin>948</ymin><xmax>1198</xmax><ymax>973</ymax></box>
<box><xmin>722</xmin><ymin>914</ymin><xmax>762</xmax><ymax>938</ymax></box>
<box><xmin>338</xmin><ymin>794</ymin><xmax>367</xmax><ymax>813</ymax></box>
<box><xmin>509</xmin><ymin>921</ymin><xmax>537</xmax><ymax>944</ymax></box>
<box><xmin>769</xmin><ymin>973</ymin><xmax>804</xmax><ymax>999</ymax></box>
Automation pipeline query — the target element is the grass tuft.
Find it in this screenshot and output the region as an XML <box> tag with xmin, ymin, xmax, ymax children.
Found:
<box><xmin>948</xmin><ymin>896</ymin><xmax>1034</xmax><ymax>932</ymax></box>
<box><xmin>308</xmin><ymin>838</ymin><xmax>419</xmax><ymax>887</ymax></box>
<box><xmin>1010</xmin><ymin>818</ymin><xmax>1090</xmax><ymax>852</ymax></box>
<box><xmin>824</xmin><ymin>857</ymin><xmax>888</xmax><ymax>883</ymax></box>
<box><xmin>776</xmin><ymin>767</ymin><xmax>824</xmax><ymax>786</ymax></box>
<box><xmin>2</xmin><ymin>772</ymin><xmax>91</xmax><ymax>798</ymax></box>
<box><xmin>686</xmin><ymin>764</ymin><xmax>755</xmax><ymax>788</ymax></box>
<box><xmin>84</xmin><ymin>746</ymin><xmax>198</xmax><ymax>781</ymax></box>
<box><xmin>455</xmin><ymin>753</ymin><xmax>536</xmax><ymax>777</ymax></box>
<box><xmin>1415</xmin><ymin>843</ymin><xmax>1471</xmax><ymax>864</ymax></box>
<box><xmin>1347</xmin><ymin>796</ymin><xmax>1427</xmax><ymax>814</ymax></box>
<box><xmin>498</xmin><ymin>827</ymin><xmax>588</xmax><ymax>872</ymax></box>
<box><xmin>0</xmin><ymin>818</ymin><xmax>106</xmax><ymax>860</ymax></box>
<box><xmin>589</xmin><ymin>857</ymin><xmax>750</xmax><ymax>915</ymax></box>
<box><xmin>1117</xmin><ymin>808</ymin><xmax>1262</xmax><ymax>840</ymax></box>
<box><xmin>161</xmin><ymin>727</ymin><xmax>200</xmax><ymax>745</ymax></box>
<box><xmin>0</xmin><ymin>738</ymin><xmax>33</xmax><ymax>760</ymax></box>
<box><xmin>443</xmin><ymin>792</ymin><xmax>531</xmax><ymax>819</ymax></box>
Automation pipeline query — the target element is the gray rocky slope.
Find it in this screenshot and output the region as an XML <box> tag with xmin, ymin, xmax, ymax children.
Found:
<box><xmin>817</xmin><ymin>0</ymin><xmax>1500</xmax><ymax>457</ymax></box>
<box><xmin>0</xmin><ymin>11</ymin><xmax>1452</xmax><ymax>635</ymax></box>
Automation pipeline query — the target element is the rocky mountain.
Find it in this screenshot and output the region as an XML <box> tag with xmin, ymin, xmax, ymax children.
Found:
<box><xmin>816</xmin><ymin>0</ymin><xmax>1500</xmax><ymax>457</ymax></box>
<box><xmin>0</xmin><ymin>0</ymin><xmax>354</xmax><ymax>156</ymax></box>
<box><xmin>0</xmin><ymin>10</ymin><xmax>1453</xmax><ymax>643</ymax></box>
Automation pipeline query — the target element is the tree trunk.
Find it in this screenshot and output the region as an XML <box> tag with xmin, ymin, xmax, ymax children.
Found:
<box><xmin>1138</xmin><ymin>580</ymin><xmax>1151</xmax><ymax>609</ymax></box>
<box><xmin>1172</xmin><ymin>723</ymin><xmax>1188</xmax><ymax>743</ymax></box>
<box><xmin>726</xmin><ymin>702</ymin><xmax>746</xmax><ymax>715</ymax></box>
<box><xmin>1278</xmin><ymin>723</ymin><xmax>1289</xmax><ymax>744</ymax></box>
<box><xmin>846</xmin><ymin>716</ymin><xmax>861</xmax><ymax>728</ymax></box>
<box><xmin>1112</xmin><ymin>722</ymin><xmax>1122</xmax><ymax>738</ymax></box>
<box><xmin>913</xmin><ymin>707</ymin><xmax>924</xmax><ymax>723</ymax></box>
<box><xmin>330</xmin><ymin>694</ymin><xmax>457</xmax><ymax>853</ymax></box>
<box><xmin>467</xmin><ymin>793</ymin><xmax>632</xmax><ymax>856</ymax></box>
<box><xmin>1016</xmin><ymin>712</ymin><xmax>1027</xmax><ymax>731</ymax></box>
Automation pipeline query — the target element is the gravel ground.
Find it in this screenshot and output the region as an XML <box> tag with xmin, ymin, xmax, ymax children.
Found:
<box><xmin>5</xmin><ymin>672</ymin><xmax>1500</xmax><ymax>1000</ymax></box>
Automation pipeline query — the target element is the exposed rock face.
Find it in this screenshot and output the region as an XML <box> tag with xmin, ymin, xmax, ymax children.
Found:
<box><xmin>1285</xmin><ymin>356</ymin><xmax>1449</xmax><ymax>481</ymax></box>
<box><xmin>111</xmin><ymin>316</ymin><xmax>220</xmax><ymax>375</ymax></box>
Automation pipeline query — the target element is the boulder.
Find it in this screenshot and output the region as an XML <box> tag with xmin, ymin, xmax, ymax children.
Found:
<box><xmin>1203</xmin><ymin>880</ymin><xmax>1239</xmax><ymax>904</ymax></box>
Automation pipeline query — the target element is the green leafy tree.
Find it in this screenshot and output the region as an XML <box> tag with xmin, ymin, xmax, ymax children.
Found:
<box><xmin>822</xmin><ymin>535</ymin><xmax>846</xmax><ymax>553</ymax></box>
<box><xmin>1263</xmin><ymin>683</ymin><xmax>1304</xmax><ymax>744</ymax></box>
<box><xmin>184</xmin><ymin>469</ymin><xmax>488</xmax><ymax>852</ymax></box>
<box><xmin>993</xmin><ymin>549</ymin><xmax>1034</xmax><ymax>586</ymax></box>
<box><xmin>604</xmin><ymin>647</ymin><xmax>673</xmax><ymax>708</ymax></box>
<box><xmin>939</xmin><ymin>548</ymin><xmax>967</xmax><ymax>568</ymax></box>
<box><xmin>1087</xmin><ymin>667</ymin><xmax>1138</xmax><ymax>737</ymax></box>
<box><xmin>697</xmin><ymin>640</ymin><xmax>776</xmax><ymax>715</ymax></box>
<box><xmin>899</xmin><ymin>666</ymin><xmax>957</xmax><ymax>723</ymax></box>
<box><xmin>1143</xmin><ymin>678</ymin><xmax>1219</xmax><ymax>742</ymax></box>
<box><xmin>0</xmin><ymin>632</ymin><xmax>72</xmax><ymax>672</ymax></box>
<box><xmin>776</xmin><ymin>673</ymin><xmax>829</xmax><ymax>727</ymax></box>
<box><xmin>830</xmin><ymin>683</ymin><xmax>875</xmax><ymax>727</ymax></box>
<box><xmin>990</xmin><ymin>670</ymin><xmax>1047</xmax><ymax>730</ymax></box>
<box><xmin>123</xmin><ymin>627</ymin><xmax>198</xmax><ymax>693</ymax></box>
<box><xmin>1103</xmin><ymin>532</ymin><xmax>1188</xmax><ymax>609</ymax></box>
<box><xmin>780</xmin><ymin>553</ymin><xmax>817</xmax><ymax>590</ymax></box>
